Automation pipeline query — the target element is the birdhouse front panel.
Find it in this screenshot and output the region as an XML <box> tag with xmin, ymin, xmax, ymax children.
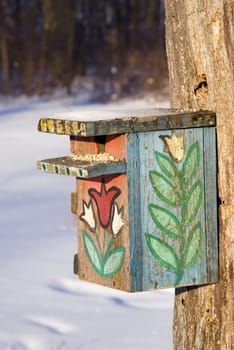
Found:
<box><xmin>70</xmin><ymin>133</ymin><xmax>131</xmax><ymax>291</ymax></box>
<box><xmin>76</xmin><ymin>174</ymin><xmax>130</xmax><ymax>291</ymax></box>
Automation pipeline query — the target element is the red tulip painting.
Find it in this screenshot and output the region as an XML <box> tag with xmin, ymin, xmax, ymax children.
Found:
<box><xmin>80</xmin><ymin>179</ymin><xmax>125</xmax><ymax>278</ymax></box>
<box><xmin>88</xmin><ymin>181</ymin><xmax>121</xmax><ymax>229</ymax></box>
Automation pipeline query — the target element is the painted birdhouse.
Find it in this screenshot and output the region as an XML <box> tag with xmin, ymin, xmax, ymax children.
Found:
<box><xmin>37</xmin><ymin>108</ymin><xmax>218</xmax><ymax>292</ymax></box>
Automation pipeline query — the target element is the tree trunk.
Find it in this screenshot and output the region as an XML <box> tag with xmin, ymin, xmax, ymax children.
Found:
<box><xmin>0</xmin><ymin>32</ymin><xmax>10</xmax><ymax>93</ymax></box>
<box><xmin>22</xmin><ymin>1</ymin><xmax>38</xmax><ymax>95</ymax></box>
<box><xmin>164</xmin><ymin>1</ymin><xmax>234</xmax><ymax>349</ymax></box>
<box><xmin>0</xmin><ymin>1</ymin><xmax>10</xmax><ymax>93</ymax></box>
<box><xmin>41</xmin><ymin>0</ymin><xmax>75</xmax><ymax>90</ymax></box>
<box><xmin>37</xmin><ymin>28</ymin><xmax>47</xmax><ymax>96</ymax></box>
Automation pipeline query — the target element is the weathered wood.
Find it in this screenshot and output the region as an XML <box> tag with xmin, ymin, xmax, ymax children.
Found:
<box><xmin>127</xmin><ymin>133</ymin><xmax>143</xmax><ymax>292</ymax></box>
<box><xmin>138</xmin><ymin>128</ymin><xmax>218</xmax><ymax>290</ymax></box>
<box><xmin>71</xmin><ymin>192</ymin><xmax>77</xmax><ymax>215</ymax></box>
<box><xmin>203</xmin><ymin>127</ymin><xmax>218</xmax><ymax>282</ymax></box>
<box><xmin>37</xmin><ymin>156</ymin><xmax>126</xmax><ymax>178</ymax></box>
<box><xmin>76</xmin><ymin>174</ymin><xmax>131</xmax><ymax>291</ymax></box>
<box><xmin>105</xmin><ymin>134</ymin><xmax>127</xmax><ymax>161</ymax></box>
<box><xmin>37</xmin><ymin>109</ymin><xmax>218</xmax><ymax>292</ymax></box>
<box><xmin>38</xmin><ymin>113</ymin><xmax>218</xmax><ymax>292</ymax></box>
<box><xmin>165</xmin><ymin>0</ymin><xmax>234</xmax><ymax>348</ymax></box>
<box><xmin>70</xmin><ymin>136</ymin><xmax>99</xmax><ymax>155</ymax></box>
<box><xmin>38</xmin><ymin>109</ymin><xmax>215</xmax><ymax>136</ymax></box>
<box><xmin>70</xmin><ymin>126</ymin><xmax>217</xmax><ymax>292</ymax></box>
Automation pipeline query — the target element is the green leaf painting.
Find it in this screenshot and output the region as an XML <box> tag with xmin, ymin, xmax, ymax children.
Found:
<box><xmin>146</xmin><ymin>133</ymin><xmax>203</xmax><ymax>286</ymax></box>
<box><xmin>183</xmin><ymin>180</ymin><xmax>203</xmax><ymax>225</ymax></box>
<box><xmin>146</xmin><ymin>234</ymin><xmax>179</xmax><ymax>273</ymax></box>
<box><xmin>82</xmin><ymin>231</ymin><xmax>103</xmax><ymax>275</ymax></box>
<box><xmin>184</xmin><ymin>223</ymin><xmax>202</xmax><ymax>268</ymax></box>
<box><xmin>149</xmin><ymin>204</ymin><xmax>182</xmax><ymax>238</ymax></box>
<box><xmin>149</xmin><ymin>171</ymin><xmax>181</xmax><ymax>207</ymax></box>
<box><xmin>155</xmin><ymin>152</ymin><xmax>178</xmax><ymax>178</ymax></box>
<box><xmin>182</xmin><ymin>142</ymin><xmax>200</xmax><ymax>184</ymax></box>
<box><xmin>103</xmin><ymin>247</ymin><xmax>125</xmax><ymax>277</ymax></box>
<box><xmin>83</xmin><ymin>230</ymin><xmax>125</xmax><ymax>278</ymax></box>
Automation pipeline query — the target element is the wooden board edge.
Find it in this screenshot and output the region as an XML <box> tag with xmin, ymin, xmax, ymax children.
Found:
<box><xmin>37</xmin><ymin>157</ymin><xmax>127</xmax><ymax>178</ymax></box>
<box><xmin>37</xmin><ymin>110</ymin><xmax>216</xmax><ymax>137</ymax></box>
<box><xmin>203</xmin><ymin>127</ymin><xmax>219</xmax><ymax>283</ymax></box>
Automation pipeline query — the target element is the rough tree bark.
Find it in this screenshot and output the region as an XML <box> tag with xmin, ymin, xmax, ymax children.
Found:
<box><xmin>164</xmin><ymin>1</ymin><xmax>234</xmax><ymax>349</ymax></box>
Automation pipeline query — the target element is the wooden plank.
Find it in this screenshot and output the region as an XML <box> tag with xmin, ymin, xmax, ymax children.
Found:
<box><xmin>139</xmin><ymin>130</ymin><xmax>175</xmax><ymax>289</ymax></box>
<box><xmin>179</xmin><ymin>129</ymin><xmax>207</xmax><ymax>286</ymax></box>
<box><xmin>126</xmin><ymin>133</ymin><xmax>143</xmax><ymax>291</ymax></box>
<box><xmin>38</xmin><ymin>109</ymin><xmax>216</xmax><ymax>137</ymax></box>
<box><xmin>203</xmin><ymin>127</ymin><xmax>218</xmax><ymax>282</ymax></box>
<box><xmin>37</xmin><ymin>156</ymin><xmax>126</xmax><ymax>178</ymax></box>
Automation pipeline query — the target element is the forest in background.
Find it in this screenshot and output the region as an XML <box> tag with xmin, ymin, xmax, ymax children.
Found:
<box><xmin>0</xmin><ymin>0</ymin><xmax>167</xmax><ymax>100</ymax></box>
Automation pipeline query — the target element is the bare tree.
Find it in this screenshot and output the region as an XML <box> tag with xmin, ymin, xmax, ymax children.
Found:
<box><xmin>41</xmin><ymin>0</ymin><xmax>76</xmax><ymax>91</ymax></box>
<box><xmin>0</xmin><ymin>1</ymin><xmax>10</xmax><ymax>92</ymax></box>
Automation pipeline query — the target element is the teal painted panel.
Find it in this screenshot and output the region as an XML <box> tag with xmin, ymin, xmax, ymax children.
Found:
<box><xmin>127</xmin><ymin>133</ymin><xmax>143</xmax><ymax>292</ymax></box>
<box><xmin>203</xmin><ymin>127</ymin><xmax>218</xmax><ymax>282</ymax></box>
<box><xmin>37</xmin><ymin>156</ymin><xmax>126</xmax><ymax>178</ymax></box>
<box><xmin>138</xmin><ymin>128</ymin><xmax>216</xmax><ymax>290</ymax></box>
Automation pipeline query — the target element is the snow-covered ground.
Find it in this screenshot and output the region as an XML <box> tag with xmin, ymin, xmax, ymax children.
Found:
<box><xmin>0</xmin><ymin>94</ymin><xmax>173</xmax><ymax>350</ymax></box>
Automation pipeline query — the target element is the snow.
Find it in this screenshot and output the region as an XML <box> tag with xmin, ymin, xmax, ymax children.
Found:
<box><xmin>0</xmin><ymin>94</ymin><xmax>173</xmax><ymax>350</ymax></box>
<box><xmin>44</xmin><ymin>107</ymin><xmax>174</xmax><ymax>122</ymax></box>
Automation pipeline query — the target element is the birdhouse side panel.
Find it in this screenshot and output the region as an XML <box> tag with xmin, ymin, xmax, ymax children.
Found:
<box><xmin>139</xmin><ymin>128</ymin><xmax>216</xmax><ymax>289</ymax></box>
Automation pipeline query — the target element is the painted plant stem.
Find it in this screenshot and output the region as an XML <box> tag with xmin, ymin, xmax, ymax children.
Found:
<box><xmin>83</xmin><ymin>229</ymin><xmax>125</xmax><ymax>278</ymax></box>
<box><xmin>174</xmin><ymin>268</ymin><xmax>184</xmax><ymax>286</ymax></box>
<box><xmin>146</xmin><ymin>134</ymin><xmax>203</xmax><ymax>286</ymax></box>
<box><xmin>174</xmin><ymin>171</ymin><xmax>187</xmax><ymax>285</ymax></box>
<box><xmin>94</xmin><ymin>230</ymin><xmax>104</xmax><ymax>261</ymax></box>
